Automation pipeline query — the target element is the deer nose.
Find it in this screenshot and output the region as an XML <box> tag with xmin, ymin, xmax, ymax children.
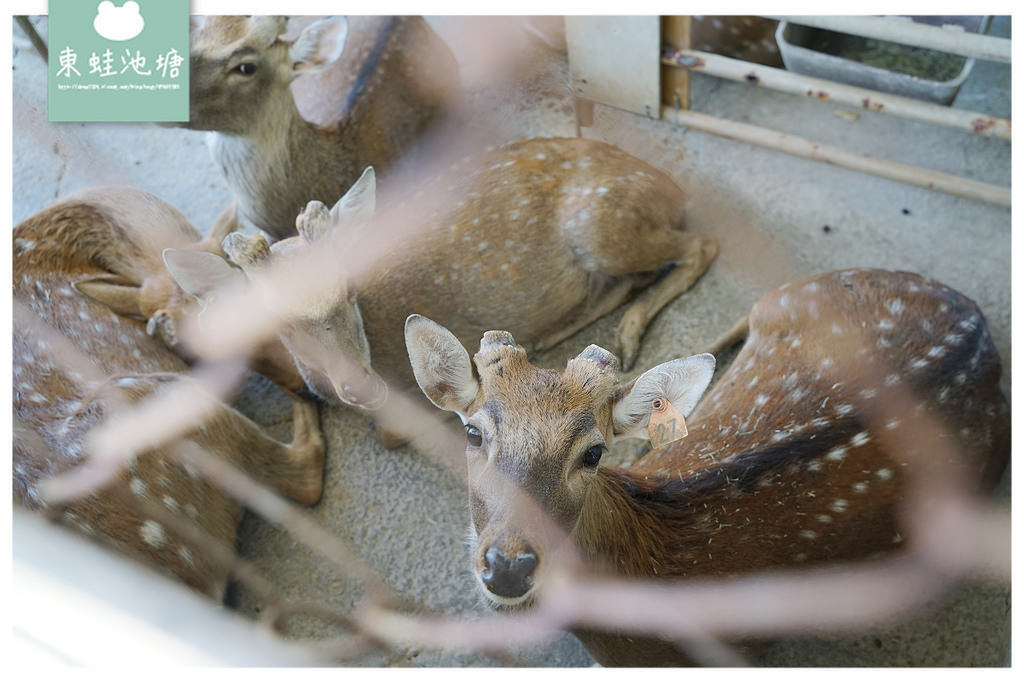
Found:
<box><xmin>331</xmin><ymin>369</ymin><xmax>389</xmax><ymax>410</ymax></box>
<box><xmin>481</xmin><ymin>544</ymin><xmax>538</xmax><ymax>599</ymax></box>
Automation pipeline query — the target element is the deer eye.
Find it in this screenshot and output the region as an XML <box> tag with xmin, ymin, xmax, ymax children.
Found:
<box><xmin>581</xmin><ymin>444</ymin><xmax>606</xmax><ymax>468</ymax></box>
<box><xmin>466</xmin><ymin>424</ymin><xmax>483</xmax><ymax>448</ymax></box>
<box><xmin>235</xmin><ymin>62</ymin><xmax>257</xmax><ymax>75</ymax></box>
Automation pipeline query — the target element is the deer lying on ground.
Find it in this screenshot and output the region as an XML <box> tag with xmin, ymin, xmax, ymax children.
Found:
<box><xmin>163</xmin><ymin>137</ymin><xmax>718</xmax><ymax>445</ymax></box>
<box><xmin>39</xmin><ymin>187</ymin><xmax>306</xmax><ymax>394</ymax></box>
<box><xmin>13</xmin><ymin>187</ymin><xmax>324</xmax><ymax>598</ymax></box>
<box><xmin>405</xmin><ymin>268</ymin><xmax>1010</xmax><ymax>666</ymax></box>
<box><xmin>183</xmin><ymin>15</ymin><xmax>458</xmax><ymax>239</ymax></box>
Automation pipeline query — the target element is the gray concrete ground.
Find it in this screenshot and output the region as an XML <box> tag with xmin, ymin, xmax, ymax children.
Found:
<box><xmin>12</xmin><ymin>16</ymin><xmax>1011</xmax><ymax>666</ymax></box>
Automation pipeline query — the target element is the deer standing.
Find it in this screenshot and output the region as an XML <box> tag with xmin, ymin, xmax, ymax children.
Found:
<box><xmin>183</xmin><ymin>15</ymin><xmax>458</xmax><ymax>239</ymax></box>
<box><xmin>405</xmin><ymin>268</ymin><xmax>1010</xmax><ymax>666</ymax></box>
<box><xmin>163</xmin><ymin>137</ymin><xmax>719</xmax><ymax>445</ymax></box>
<box><xmin>13</xmin><ymin>187</ymin><xmax>324</xmax><ymax>598</ymax></box>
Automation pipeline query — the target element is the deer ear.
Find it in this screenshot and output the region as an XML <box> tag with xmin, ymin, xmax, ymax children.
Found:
<box><xmin>290</xmin><ymin>16</ymin><xmax>347</xmax><ymax>74</ymax></box>
<box><xmin>611</xmin><ymin>353</ymin><xmax>715</xmax><ymax>440</ymax></box>
<box><xmin>405</xmin><ymin>314</ymin><xmax>479</xmax><ymax>416</ymax></box>
<box><xmin>74</xmin><ymin>278</ymin><xmax>144</xmax><ymax>319</ymax></box>
<box><xmin>330</xmin><ymin>166</ymin><xmax>376</xmax><ymax>227</ymax></box>
<box><xmin>162</xmin><ymin>248</ymin><xmax>245</xmax><ymax>307</ymax></box>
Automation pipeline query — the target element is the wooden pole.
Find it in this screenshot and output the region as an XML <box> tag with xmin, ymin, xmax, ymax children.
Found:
<box><xmin>662</xmin><ymin>48</ymin><xmax>1011</xmax><ymax>140</ymax></box>
<box><xmin>661</xmin><ymin>16</ymin><xmax>692</xmax><ymax>113</ymax></box>
<box><xmin>661</xmin><ymin>106</ymin><xmax>1010</xmax><ymax>207</ymax></box>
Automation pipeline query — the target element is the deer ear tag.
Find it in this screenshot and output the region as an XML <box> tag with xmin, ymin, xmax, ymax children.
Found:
<box><xmin>648</xmin><ymin>397</ymin><xmax>688</xmax><ymax>449</ymax></box>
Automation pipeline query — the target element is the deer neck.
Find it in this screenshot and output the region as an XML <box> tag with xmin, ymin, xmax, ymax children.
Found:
<box><xmin>208</xmin><ymin>92</ymin><xmax>336</xmax><ymax>234</ymax></box>
<box><xmin>575</xmin><ymin>467</ymin><xmax>711</xmax><ymax>580</ymax></box>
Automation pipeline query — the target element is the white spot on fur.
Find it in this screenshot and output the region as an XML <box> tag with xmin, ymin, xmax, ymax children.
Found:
<box><xmin>179</xmin><ymin>546</ymin><xmax>195</xmax><ymax>567</ymax></box>
<box><xmin>830</xmin><ymin>499</ymin><xmax>848</xmax><ymax>513</ymax></box>
<box><xmin>835</xmin><ymin>404</ymin><xmax>854</xmax><ymax>416</ymax></box>
<box><xmin>852</xmin><ymin>482</ymin><xmax>869</xmax><ymax>493</ymax></box>
<box><xmin>876</xmin><ymin>468</ymin><xmax>893</xmax><ymax>480</ymax></box>
<box><xmin>816</xmin><ymin>514</ymin><xmax>832</xmax><ymax>524</ymax></box>
<box><xmin>927</xmin><ymin>346</ymin><xmax>947</xmax><ymax>358</ymax></box>
<box><xmin>754</xmin><ymin>394</ymin><xmax>768</xmax><ymax>407</ymax></box>
<box><xmin>885</xmin><ymin>419</ymin><xmax>901</xmax><ymax>430</ymax></box>
<box><xmin>850</xmin><ymin>431</ymin><xmax>870</xmax><ymax>447</ymax></box>
<box><xmin>799</xmin><ymin>529</ymin><xmax>818</xmax><ymax>539</ymax></box>
<box><xmin>878</xmin><ymin>319</ymin><xmax>894</xmax><ymax>331</ymax></box>
<box><xmin>140</xmin><ymin>520</ymin><xmax>167</xmax><ymax>549</ymax></box>
<box><xmin>886</xmin><ymin>299</ymin><xmax>904</xmax><ymax>315</ymax></box>
<box><xmin>163</xmin><ymin>496</ymin><xmax>179</xmax><ymax>512</ymax></box>
<box><xmin>130</xmin><ymin>477</ymin><xmax>147</xmax><ymax>497</ymax></box>
<box><xmin>825</xmin><ymin>447</ymin><xmax>847</xmax><ymax>461</ymax></box>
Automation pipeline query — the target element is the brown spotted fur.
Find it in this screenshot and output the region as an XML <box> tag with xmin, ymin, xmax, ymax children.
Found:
<box><xmin>221</xmin><ymin>137</ymin><xmax>718</xmax><ymax>445</ymax></box>
<box><xmin>432</xmin><ymin>268</ymin><xmax>1009</xmax><ymax>666</ymax></box>
<box><xmin>12</xmin><ymin>188</ymin><xmax>324</xmax><ymax>598</ymax></box>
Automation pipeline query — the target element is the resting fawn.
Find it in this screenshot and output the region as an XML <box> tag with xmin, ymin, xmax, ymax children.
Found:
<box><xmin>405</xmin><ymin>268</ymin><xmax>1009</xmax><ymax>665</ymax></box>
<box><xmin>13</xmin><ymin>187</ymin><xmax>324</xmax><ymax>598</ymax></box>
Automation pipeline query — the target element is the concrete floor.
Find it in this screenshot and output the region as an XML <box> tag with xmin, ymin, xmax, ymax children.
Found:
<box><xmin>11</xmin><ymin>16</ymin><xmax>1011</xmax><ymax>666</ymax></box>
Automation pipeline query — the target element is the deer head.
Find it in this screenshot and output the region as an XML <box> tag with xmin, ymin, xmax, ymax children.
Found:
<box><xmin>187</xmin><ymin>15</ymin><xmax>347</xmax><ymax>134</ymax></box>
<box><xmin>405</xmin><ymin>314</ymin><xmax>715</xmax><ymax>606</ymax></box>
<box><xmin>163</xmin><ymin>167</ymin><xmax>386</xmax><ymax>410</ymax></box>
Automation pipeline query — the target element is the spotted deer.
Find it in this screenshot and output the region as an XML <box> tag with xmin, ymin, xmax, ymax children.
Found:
<box><xmin>184</xmin><ymin>15</ymin><xmax>458</xmax><ymax>239</ymax></box>
<box><xmin>404</xmin><ymin>268</ymin><xmax>1010</xmax><ymax>666</ymax></box>
<box><xmin>163</xmin><ymin>137</ymin><xmax>718</xmax><ymax>445</ymax></box>
<box><xmin>13</xmin><ymin>187</ymin><xmax>324</xmax><ymax>598</ymax></box>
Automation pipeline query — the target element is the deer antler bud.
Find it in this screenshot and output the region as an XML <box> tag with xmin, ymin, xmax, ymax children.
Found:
<box><xmin>296</xmin><ymin>200</ymin><xmax>333</xmax><ymax>243</ymax></box>
<box><xmin>572</xmin><ymin>344</ymin><xmax>621</xmax><ymax>373</ymax></box>
<box><xmin>479</xmin><ymin>330</ymin><xmax>519</xmax><ymax>355</ymax></box>
<box><xmin>222</xmin><ymin>232</ymin><xmax>270</xmax><ymax>269</ymax></box>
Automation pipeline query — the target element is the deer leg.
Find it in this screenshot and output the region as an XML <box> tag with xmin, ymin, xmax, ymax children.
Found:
<box><xmin>201</xmin><ymin>397</ymin><xmax>325</xmax><ymax>506</ymax></box>
<box><xmin>534</xmin><ymin>277</ymin><xmax>640</xmax><ymax>353</ymax></box>
<box><xmin>616</xmin><ymin>233</ymin><xmax>718</xmax><ymax>370</ymax></box>
<box><xmin>701</xmin><ymin>315</ymin><xmax>750</xmax><ymax>357</ymax></box>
